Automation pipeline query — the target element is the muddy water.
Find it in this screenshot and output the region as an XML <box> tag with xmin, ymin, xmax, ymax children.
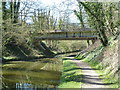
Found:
<box><xmin>1</xmin><ymin>58</ymin><xmax>62</xmax><ymax>89</ymax></box>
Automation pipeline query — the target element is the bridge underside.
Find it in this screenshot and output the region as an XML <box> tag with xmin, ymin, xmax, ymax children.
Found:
<box><xmin>35</xmin><ymin>29</ymin><xmax>98</xmax><ymax>40</ymax></box>
<box><xmin>35</xmin><ymin>37</ymin><xmax>97</xmax><ymax>40</ymax></box>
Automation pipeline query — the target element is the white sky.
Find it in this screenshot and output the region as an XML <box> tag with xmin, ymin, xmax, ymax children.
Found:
<box><xmin>40</xmin><ymin>0</ymin><xmax>64</xmax><ymax>6</ymax></box>
<box><xmin>40</xmin><ymin>0</ymin><xmax>79</xmax><ymax>23</ymax></box>
<box><xmin>24</xmin><ymin>0</ymin><xmax>80</xmax><ymax>23</ymax></box>
<box><xmin>24</xmin><ymin>0</ymin><xmax>119</xmax><ymax>24</ymax></box>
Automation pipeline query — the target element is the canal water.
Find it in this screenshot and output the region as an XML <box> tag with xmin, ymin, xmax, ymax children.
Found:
<box><xmin>1</xmin><ymin>58</ymin><xmax>62</xmax><ymax>89</ymax></box>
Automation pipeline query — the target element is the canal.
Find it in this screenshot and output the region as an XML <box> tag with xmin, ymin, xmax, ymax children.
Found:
<box><xmin>1</xmin><ymin>58</ymin><xmax>62</xmax><ymax>89</ymax></box>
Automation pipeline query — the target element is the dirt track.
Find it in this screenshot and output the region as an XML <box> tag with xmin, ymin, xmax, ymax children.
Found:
<box><xmin>67</xmin><ymin>57</ymin><xmax>110</xmax><ymax>88</ymax></box>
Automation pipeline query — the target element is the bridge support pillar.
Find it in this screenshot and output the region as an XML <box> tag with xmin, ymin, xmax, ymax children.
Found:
<box><xmin>92</xmin><ymin>39</ymin><xmax>96</xmax><ymax>44</ymax></box>
<box><xmin>33</xmin><ymin>39</ymin><xmax>55</xmax><ymax>57</ymax></box>
<box><xmin>87</xmin><ymin>40</ymin><xmax>90</xmax><ymax>47</ymax></box>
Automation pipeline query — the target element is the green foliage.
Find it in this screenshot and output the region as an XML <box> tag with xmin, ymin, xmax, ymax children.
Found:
<box><xmin>2</xmin><ymin>18</ymin><xmax>43</xmax><ymax>58</ymax></box>
<box><xmin>75</xmin><ymin>1</ymin><xmax>119</xmax><ymax>46</ymax></box>
<box><xmin>44</xmin><ymin>40</ymin><xmax>87</xmax><ymax>54</ymax></box>
<box><xmin>58</xmin><ymin>40</ymin><xmax>87</xmax><ymax>53</ymax></box>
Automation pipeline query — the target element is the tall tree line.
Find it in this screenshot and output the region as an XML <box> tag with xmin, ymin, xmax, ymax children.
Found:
<box><xmin>75</xmin><ymin>0</ymin><xmax>119</xmax><ymax>46</ymax></box>
<box><xmin>2</xmin><ymin>0</ymin><xmax>20</xmax><ymax>23</ymax></box>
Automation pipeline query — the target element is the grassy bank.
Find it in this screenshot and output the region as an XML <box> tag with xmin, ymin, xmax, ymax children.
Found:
<box><xmin>75</xmin><ymin>39</ymin><xmax>119</xmax><ymax>88</ymax></box>
<box><xmin>58</xmin><ymin>58</ymin><xmax>83</xmax><ymax>88</ymax></box>
<box><xmin>3</xmin><ymin>40</ymin><xmax>87</xmax><ymax>62</ymax></box>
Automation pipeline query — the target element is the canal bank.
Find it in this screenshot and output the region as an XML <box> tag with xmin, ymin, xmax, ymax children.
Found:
<box><xmin>58</xmin><ymin>57</ymin><xmax>83</xmax><ymax>88</ymax></box>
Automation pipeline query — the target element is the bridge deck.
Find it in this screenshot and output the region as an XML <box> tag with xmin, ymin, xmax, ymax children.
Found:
<box><xmin>35</xmin><ymin>37</ymin><xmax>97</xmax><ymax>40</ymax></box>
<box><xmin>35</xmin><ymin>29</ymin><xmax>98</xmax><ymax>40</ymax></box>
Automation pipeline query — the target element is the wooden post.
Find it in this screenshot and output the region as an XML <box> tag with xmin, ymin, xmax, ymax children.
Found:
<box><xmin>66</xmin><ymin>32</ymin><xmax>68</xmax><ymax>37</ymax></box>
<box><xmin>73</xmin><ymin>33</ymin><xmax>75</xmax><ymax>37</ymax></box>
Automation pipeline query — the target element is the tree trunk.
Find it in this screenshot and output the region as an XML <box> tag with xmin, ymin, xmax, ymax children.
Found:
<box><xmin>2</xmin><ymin>2</ymin><xmax>7</xmax><ymax>20</ymax></box>
<box><xmin>13</xmin><ymin>1</ymin><xmax>20</xmax><ymax>23</ymax></box>
<box><xmin>91</xmin><ymin>39</ymin><xmax>96</xmax><ymax>44</ymax></box>
<box><xmin>87</xmin><ymin>40</ymin><xmax>90</xmax><ymax>47</ymax></box>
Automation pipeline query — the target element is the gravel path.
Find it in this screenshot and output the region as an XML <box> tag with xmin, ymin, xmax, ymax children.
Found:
<box><xmin>66</xmin><ymin>57</ymin><xmax>110</xmax><ymax>88</ymax></box>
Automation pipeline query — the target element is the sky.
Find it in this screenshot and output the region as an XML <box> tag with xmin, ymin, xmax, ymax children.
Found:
<box><xmin>41</xmin><ymin>0</ymin><xmax>79</xmax><ymax>22</ymax></box>
<box><xmin>40</xmin><ymin>0</ymin><xmax>64</xmax><ymax>6</ymax></box>
<box><xmin>20</xmin><ymin>0</ymin><xmax>119</xmax><ymax>24</ymax></box>
<box><xmin>24</xmin><ymin>0</ymin><xmax>80</xmax><ymax>23</ymax></box>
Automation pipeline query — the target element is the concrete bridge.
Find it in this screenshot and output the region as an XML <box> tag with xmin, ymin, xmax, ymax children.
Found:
<box><xmin>34</xmin><ymin>28</ymin><xmax>98</xmax><ymax>40</ymax></box>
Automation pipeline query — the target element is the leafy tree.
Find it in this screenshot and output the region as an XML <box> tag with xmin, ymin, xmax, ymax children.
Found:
<box><xmin>76</xmin><ymin>1</ymin><xmax>119</xmax><ymax>46</ymax></box>
<box><xmin>78</xmin><ymin>1</ymin><xmax>108</xmax><ymax>46</ymax></box>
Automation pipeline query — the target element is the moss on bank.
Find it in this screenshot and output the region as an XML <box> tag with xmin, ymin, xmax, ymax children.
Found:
<box><xmin>58</xmin><ymin>58</ymin><xmax>83</xmax><ymax>88</ymax></box>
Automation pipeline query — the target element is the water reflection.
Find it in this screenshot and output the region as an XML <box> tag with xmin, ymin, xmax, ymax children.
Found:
<box><xmin>2</xmin><ymin>58</ymin><xmax>62</xmax><ymax>89</ymax></box>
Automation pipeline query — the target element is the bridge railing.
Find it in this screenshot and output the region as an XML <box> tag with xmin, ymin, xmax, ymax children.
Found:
<box><xmin>35</xmin><ymin>29</ymin><xmax>98</xmax><ymax>40</ymax></box>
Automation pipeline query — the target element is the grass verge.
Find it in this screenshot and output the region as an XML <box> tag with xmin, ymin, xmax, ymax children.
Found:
<box><xmin>58</xmin><ymin>58</ymin><xmax>83</xmax><ymax>88</ymax></box>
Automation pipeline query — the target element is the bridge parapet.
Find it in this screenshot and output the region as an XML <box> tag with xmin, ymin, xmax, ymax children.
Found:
<box><xmin>35</xmin><ymin>29</ymin><xmax>98</xmax><ymax>40</ymax></box>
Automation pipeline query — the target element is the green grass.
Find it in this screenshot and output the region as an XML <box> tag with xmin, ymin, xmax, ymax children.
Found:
<box><xmin>75</xmin><ymin>44</ymin><xmax>119</xmax><ymax>88</ymax></box>
<box><xmin>3</xmin><ymin>56</ymin><xmax>19</xmax><ymax>60</ymax></box>
<box><xmin>58</xmin><ymin>59</ymin><xmax>83</xmax><ymax>88</ymax></box>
